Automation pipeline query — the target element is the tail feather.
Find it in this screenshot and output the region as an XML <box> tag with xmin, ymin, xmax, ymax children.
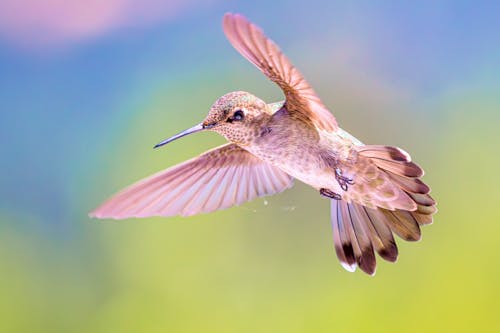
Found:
<box><xmin>330</xmin><ymin>200</ymin><xmax>357</xmax><ymax>271</ymax></box>
<box><xmin>355</xmin><ymin>204</ymin><xmax>398</xmax><ymax>262</ymax></box>
<box><xmin>330</xmin><ymin>145</ymin><xmax>436</xmax><ymax>274</ymax></box>
<box><xmin>407</xmin><ymin>192</ymin><xmax>436</xmax><ymax>206</ymax></box>
<box><xmin>386</xmin><ymin>171</ymin><xmax>430</xmax><ymax>194</ymax></box>
<box><xmin>387</xmin><ymin>210</ymin><xmax>422</xmax><ymax>241</ymax></box>
<box><xmin>370</xmin><ymin>159</ymin><xmax>424</xmax><ymax>178</ymax></box>
<box><xmin>413</xmin><ymin>212</ymin><xmax>433</xmax><ymax>225</ymax></box>
<box><xmin>356</xmin><ymin>145</ymin><xmax>410</xmax><ymax>162</ymax></box>
<box><xmin>416</xmin><ymin>203</ymin><xmax>437</xmax><ymax>216</ymax></box>
<box><xmin>347</xmin><ymin>203</ymin><xmax>377</xmax><ymax>275</ymax></box>
<box><xmin>332</xmin><ymin>200</ymin><xmax>376</xmax><ymax>275</ymax></box>
<box><xmin>331</xmin><ymin>201</ymin><xmax>423</xmax><ymax>274</ymax></box>
<box><xmin>358</xmin><ymin>144</ymin><xmax>437</xmax><ymax>219</ymax></box>
<box><xmin>358</xmin><ymin>145</ymin><xmax>424</xmax><ymax>178</ymax></box>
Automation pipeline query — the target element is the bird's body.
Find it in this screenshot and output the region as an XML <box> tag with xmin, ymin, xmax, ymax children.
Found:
<box><xmin>91</xmin><ymin>13</ymin><xmax>436</xmax><ymax>275</ymax></box>
<box><xmin>244</xmin><ymin>102</ymin><xmax>355</xmax><ymax>195</ymax></box>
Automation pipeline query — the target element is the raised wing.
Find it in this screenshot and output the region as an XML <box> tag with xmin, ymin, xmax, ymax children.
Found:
<box><xmin>90</xmin><ymin>144</ymin><xmax>294</xmax><ymax>219</ymax></box>
<box><xmin>223</xmin><ymin>13</ymin><xmax>338</xmax><ymax>132</ymax></box>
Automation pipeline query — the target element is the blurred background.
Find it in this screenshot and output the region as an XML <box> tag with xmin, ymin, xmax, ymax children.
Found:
<box><xmin>1</xmin><ymin>1</ymin><xmax>499</xmax><ymax>332</ymax></box>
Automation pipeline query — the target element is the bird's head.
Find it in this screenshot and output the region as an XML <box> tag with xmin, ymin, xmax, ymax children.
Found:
<box><xmin>154</xmin><ymin>91</ymin><xmax>271</xmax><ymax>148</ymax></box>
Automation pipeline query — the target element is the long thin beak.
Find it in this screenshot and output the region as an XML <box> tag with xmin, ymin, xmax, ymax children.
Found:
<box><xmin>153</xmin><ymin>123</ymin><xmax>204</xmax><ymax>149</ymax></box>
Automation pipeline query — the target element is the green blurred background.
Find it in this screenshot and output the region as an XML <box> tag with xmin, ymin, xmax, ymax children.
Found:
<box><xmin>1</xmin><ymin>1</ymin><xmax>499</xmax><ymax>332</ymax></box>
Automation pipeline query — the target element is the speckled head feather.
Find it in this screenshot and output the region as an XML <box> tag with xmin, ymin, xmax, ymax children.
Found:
<box><xmin>203</xmin><ymin>91</ymin><xmax>270</xmax><ymax>145</ymax></box>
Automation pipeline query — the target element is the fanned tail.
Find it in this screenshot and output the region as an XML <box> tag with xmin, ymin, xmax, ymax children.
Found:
<box><xmin>331</xmin><ymin>145</ymin><xmax>436</xmax><ymax>275</ymax></box>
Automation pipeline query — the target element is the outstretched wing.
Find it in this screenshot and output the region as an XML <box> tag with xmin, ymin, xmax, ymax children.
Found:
<box><xmin>90</xmin><ymin>144</ymin><xmax>294</xmax><ymax>219</ymax></box>
<box><xmin>223</xmin><ymin>13</ymin><xmax>338</xmax><ymax>132</ymax></box>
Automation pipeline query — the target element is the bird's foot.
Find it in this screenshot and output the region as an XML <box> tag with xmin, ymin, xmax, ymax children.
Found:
<box><xmin>335</xmin><ymin>168</ymin><xmax>354</xmax><ymax>191</ymax></box>
<box><xmin>320</xmin><ymin>188</ymin><xmax>342</xmax><ymax>200</ymax></box>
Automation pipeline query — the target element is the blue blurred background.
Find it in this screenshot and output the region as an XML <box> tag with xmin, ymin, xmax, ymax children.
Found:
<box><xmin>1</xmin><ymin>1</ymin><xmax>499</xmax><ymax>332</ymax></box>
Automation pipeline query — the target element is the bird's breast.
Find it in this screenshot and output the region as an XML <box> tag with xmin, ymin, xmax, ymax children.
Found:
<box><xmin>246</xmin><ymin>127</ymin><xmax>345</xmax><ymax>191</ymax></box>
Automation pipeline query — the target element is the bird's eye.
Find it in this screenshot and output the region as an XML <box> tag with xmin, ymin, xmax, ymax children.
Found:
<box><xmin>232</xmin><ymin>110</ymin><xmax>244</xmax><ymax>121</ymax></box>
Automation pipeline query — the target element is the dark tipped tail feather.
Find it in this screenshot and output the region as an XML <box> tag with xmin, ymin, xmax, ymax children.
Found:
<box><xmin>330</xmin><ymin>145</ymin><xmax>436</xmax><ymax>275</ymax></box>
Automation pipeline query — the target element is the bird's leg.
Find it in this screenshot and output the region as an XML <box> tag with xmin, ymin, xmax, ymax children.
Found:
<box><xmin>335</xmin><ymin>168</ymin><xmax>354</xmax><ymax>191</ymax></box>
<box><xmin>320</xmin><ymin>188</ymin><xmax>342</xmax><ymax>200</ymax></box>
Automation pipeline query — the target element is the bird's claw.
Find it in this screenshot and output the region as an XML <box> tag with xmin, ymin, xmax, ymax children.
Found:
<box><xmin>320</xmin><ymin>188</ymin><xmax>342</xmax><ymax>200</ymax></box>
<box><xmin>335</xmin><ymin>168</ymin><xmax>354</xmax><ymax>191</ymax></box>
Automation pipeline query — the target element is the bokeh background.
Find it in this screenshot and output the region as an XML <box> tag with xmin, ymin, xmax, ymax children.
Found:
<box><xmin>1</xmin><ymin>1</ymin><xmax>499</xmax><ymax>332</ymax></box>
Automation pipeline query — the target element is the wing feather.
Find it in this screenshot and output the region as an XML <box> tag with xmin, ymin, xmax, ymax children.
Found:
<box><xmin>90</xmin><ymin>144</ymin><xmax>294</xmax><ymax>219</ymax></box>
<box><xmin>223</xmin><ymin>13</ymin><xmax>338</xmax><ymax>131</ymax></box>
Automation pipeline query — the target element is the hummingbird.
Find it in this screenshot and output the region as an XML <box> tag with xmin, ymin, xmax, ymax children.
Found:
<box><xmin>91</xmin><ymin>13</ymin><xmax>436</xmax><ymax>275</ymax></box>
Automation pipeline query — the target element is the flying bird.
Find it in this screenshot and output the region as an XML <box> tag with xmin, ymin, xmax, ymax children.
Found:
<box><xmin>91</xmin><ymin>13</ymin><xmax>436</xmax><ymax>275</ymax></box>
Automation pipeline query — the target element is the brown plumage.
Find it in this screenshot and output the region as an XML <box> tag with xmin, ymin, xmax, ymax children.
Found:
<box><xmin>91</xmin><ymin>13</ymin><xmax>437</xmax><ymax>275</ymax></box>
